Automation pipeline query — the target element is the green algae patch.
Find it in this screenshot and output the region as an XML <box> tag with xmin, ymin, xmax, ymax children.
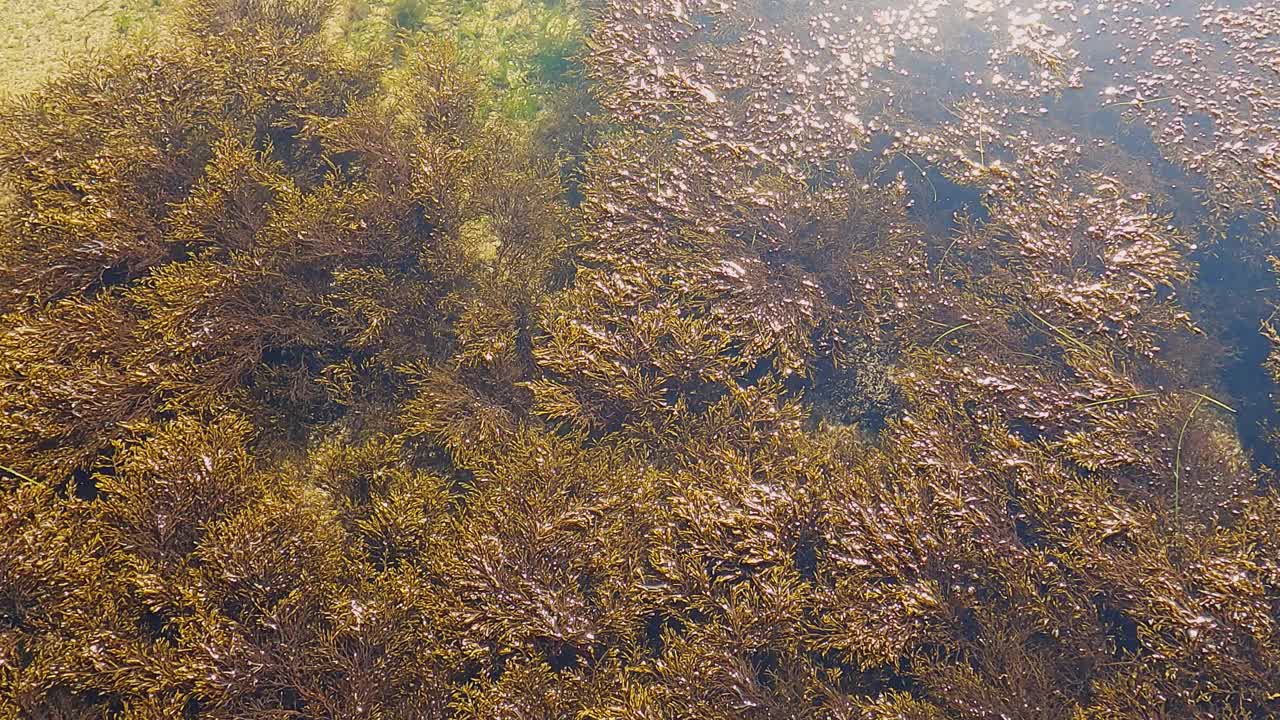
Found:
<box><xmin>353</xmin><ymin>0</ymin><xmax>583</xmax><ymax>122</ymax></box>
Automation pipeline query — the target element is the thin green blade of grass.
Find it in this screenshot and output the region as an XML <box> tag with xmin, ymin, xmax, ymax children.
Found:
<box><xmin>930</xmin><ymin>321</ymin><xmax>976</xmax><ymax>347</ymax></box>
<box><xmin>1183</xmin><ymin>390</ymin><xmax>1235</xmax><ymax>414</ymax></box>
<box><xmin>1174</xmin><ymin>396</ymin><xmax>1205</xmax><ymax>520</ymax></box>
<box><xmin>1023</xmin><ymin>307</ymin><xmax>1099</xmax><ymax>357</ymax></box>
<box><xmin>1077</xmin><ymin>392</ymin><xmax>1157</xmax><ymax>410</ymax></box>
<box><xmin>0</xmin><ymin>463</ymin><xmax>37</xmax><ymax>484</ymax></box>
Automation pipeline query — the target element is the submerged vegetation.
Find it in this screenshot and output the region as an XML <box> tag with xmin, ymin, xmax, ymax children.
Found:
<box><xmin>350</xmin><ymin>0</ymin><xmax>584</xmax><ymax>122</ymax></box>
<box><xmin>1</xmin><ymin>0</ymin><xmax>1279</xmax><ymax>717</ymax></box>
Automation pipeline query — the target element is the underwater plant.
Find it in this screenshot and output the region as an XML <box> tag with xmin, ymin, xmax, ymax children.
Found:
<box><xmin>0</xmin><ymin>0</ymin><xmax>565</xmax><ymax>478</ymax></box>
<box><xmin>2</xmin><ymin>0</ymin><xmax>1279</xmax><ymax>717</ymax></box>
<box><xmin>353</xmin><ymin>0</ymin><xmax>584</xmax><ymax>123</ymax></box>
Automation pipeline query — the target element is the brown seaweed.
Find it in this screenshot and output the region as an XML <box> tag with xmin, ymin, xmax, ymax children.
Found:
<box><xmin>2</xmin><ymin>0</ymin><xmax>1279</xmax><ymax>717</ymax></box>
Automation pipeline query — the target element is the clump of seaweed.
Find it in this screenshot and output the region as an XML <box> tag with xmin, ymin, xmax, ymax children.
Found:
<box><xmin>0</xmin><ymin>0</ymin><xmax>564</xmax><ymax>478</ymax></box>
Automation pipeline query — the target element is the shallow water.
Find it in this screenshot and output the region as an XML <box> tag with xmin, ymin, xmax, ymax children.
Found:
<box><xmin>1</xmin><ymin>0</ymin><xmax>1278</xmax><ymax>716</ymax></box>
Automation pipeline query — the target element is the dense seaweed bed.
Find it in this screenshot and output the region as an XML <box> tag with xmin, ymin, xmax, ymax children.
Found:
<box><xmin>2</xmin><ymin>0</ymin><xmax>1279</xmax><ymax>717</ymax></box>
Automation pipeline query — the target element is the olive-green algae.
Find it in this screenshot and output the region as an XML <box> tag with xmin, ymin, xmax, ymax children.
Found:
<box><xmin>1</xmin><ymin>0</ymin><xmax>1279</xmax><ymax>717</ymax></box>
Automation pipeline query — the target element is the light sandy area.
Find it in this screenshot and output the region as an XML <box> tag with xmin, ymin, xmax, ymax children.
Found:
<box><xmin>0</xmin><ymin>0</ymin><xmax>163</xmax><ymax>96</ymax></box>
